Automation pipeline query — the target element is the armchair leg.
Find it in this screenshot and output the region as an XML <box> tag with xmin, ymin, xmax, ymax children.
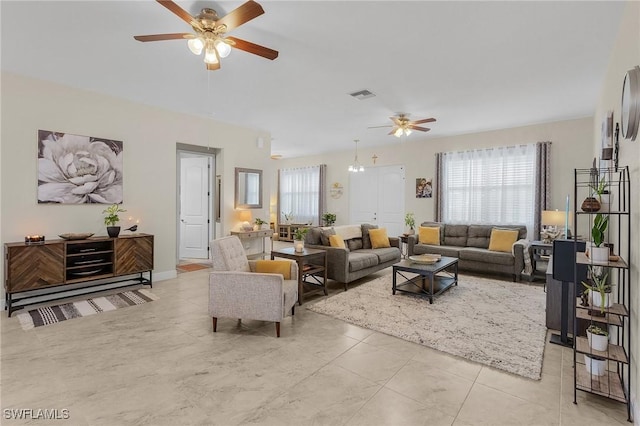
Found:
<box><xmin>292</xmin><ymin>305</ymin><xmax>295</xmax><ymax>315</ymax></box>
<box><xmin>275</xmin><ymin>322</ymin><xmax>281</xmax><ymax>338</ymax></box>
<box><xmin>212</xmin><ymin>317</ymin><xmax>217</xmax><ymax>332</ymax></box>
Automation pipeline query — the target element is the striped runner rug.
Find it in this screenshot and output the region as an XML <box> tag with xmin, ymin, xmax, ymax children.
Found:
<box><xmin>16</xmin><ymin>289</ymin><xmax>158</xmax><ymax>330</ymax></box>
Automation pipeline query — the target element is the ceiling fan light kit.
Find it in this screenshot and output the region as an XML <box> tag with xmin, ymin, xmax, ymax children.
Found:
<box><xmin>369</xmin><ymin>114</ymin><xmax>436</xmax><ymax>138</ymax></box>
<box><xmin>134</xmin><ymin>0</ymin><xmax>278</xmax><ymax>71</ymax></box>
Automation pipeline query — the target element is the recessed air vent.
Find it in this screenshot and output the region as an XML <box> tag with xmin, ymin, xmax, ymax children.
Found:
<box><xmin>349</xmin><ymin>89</ymin><xmax>376</xmax><ymax>100</ymax></box>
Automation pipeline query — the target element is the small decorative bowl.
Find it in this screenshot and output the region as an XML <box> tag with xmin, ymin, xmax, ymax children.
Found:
<box><xmin>409</xmin><ymin>254</ymin><xmax>441</xmax><ymax>265</ymax></box>
<box><xmin>59</xmin><ymin>233</ymin><xmax>94</xmax><ymax>240</ymax></box>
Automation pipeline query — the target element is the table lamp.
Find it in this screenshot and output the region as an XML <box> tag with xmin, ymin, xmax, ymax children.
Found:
<box><xmin>238</xmin><ymin>210</ymin><xmax>253</xmax><ymax>231</ymax></box>
<box><xmin>541</xmin><ymin>210</ymin><xmax>566</xmax><ymax>243</ymax></box>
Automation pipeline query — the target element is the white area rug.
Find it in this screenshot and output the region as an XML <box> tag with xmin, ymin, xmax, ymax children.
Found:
<box><xmin>307</xmin><ymin>273</ymin><xmax>547</xmax><ymax>380</ymax></box>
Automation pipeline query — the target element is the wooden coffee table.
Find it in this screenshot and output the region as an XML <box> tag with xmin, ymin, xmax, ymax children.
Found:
<box><xmin>271</xmin><ymin>247</ymin><xmax>327</xmax><ymax>305</ymax></box>
<box><xmin>392</xmin><ymin>256</ymin><xmax>458</xmax><ymax>303</ymax></box>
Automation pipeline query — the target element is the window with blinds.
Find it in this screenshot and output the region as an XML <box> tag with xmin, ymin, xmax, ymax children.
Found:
<box><xmin>441</xmin><ymin>144</ymin><xmax>536</xmax><ymax>234</ymax></box>
<box><xmin>278</xmin><ymin>165</ymin><xmax>322</xmax><ymax>225</ymax></box>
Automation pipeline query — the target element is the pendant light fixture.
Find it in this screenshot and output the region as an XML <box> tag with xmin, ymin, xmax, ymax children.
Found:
<box><xmin>348</xmin><ymin>139</ymin><xmax>365</xmax><ymax>173</ymax></box>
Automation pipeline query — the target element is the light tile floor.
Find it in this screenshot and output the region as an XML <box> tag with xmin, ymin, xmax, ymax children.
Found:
<box><xmin>1</xmin><ymin>264</ymin><xmax>631</xmax><ymax>425</ymax></box>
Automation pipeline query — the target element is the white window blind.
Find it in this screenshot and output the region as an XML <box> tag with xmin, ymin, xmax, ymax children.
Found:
<box><xmin>441</xmin><ymin>144</ymin><xmax>536</xmax><ymax>236</ymax></box>
<box><xmin>279</xmin><ymin>165</ymin><xmax>320</xmax><ymax>225</ymax></box>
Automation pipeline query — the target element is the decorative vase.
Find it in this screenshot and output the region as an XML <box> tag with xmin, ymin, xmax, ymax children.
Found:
<box><xmin>587</xmin><ymin>329</ymin><xmax>609</xmax><ymax>352</ymax></box>
<box><xmin>407</xmin><ymin>227</ymin><xmax>415</xmax><ymax>235</ymax></box>
<box><xmin>253</xmin><ymin>224</ymin><xmax>260</xmax><ymax>231</ymax></box>
<box><xmin>107</xmin><ymin>226</ymin><xmax>121</xmax><ymax>238</ymax></box>
<box><xmin>584</xmin><ymin>354</ymin><xmax>607</xmax><ymax>376</ymax></box>
<box><xmin>599</xmin><ymin>192</ymin><xmax>613</xmax><ymax>213</ymax></box>
<box><xmin>294</xmin><ymin>239</ymin><xmax>304</xmax><ymax>252</ymax></box>
<box><xmin>581</xmin><ymin>197</ymin><xmax>601</xmax><ymax>212</ymax></box>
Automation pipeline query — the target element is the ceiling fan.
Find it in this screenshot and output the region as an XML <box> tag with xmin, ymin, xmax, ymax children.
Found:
<box><xmin>133</xmin><ymin>0</ymin><xmax>278</xmax><ymax>71</ymax></box>
<box><xmin>369</xmin><ymin>114</ymin><xmax>436</xmax><ymax>137</ymax></box>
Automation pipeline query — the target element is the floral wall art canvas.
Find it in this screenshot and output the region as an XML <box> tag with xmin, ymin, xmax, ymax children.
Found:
<box><xmin>37</xmin><ymin>130</ymin><xmax>123</xmax><ymax>204</ymax></box>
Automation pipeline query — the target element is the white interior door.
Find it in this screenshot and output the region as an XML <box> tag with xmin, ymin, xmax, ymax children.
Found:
<box><xmin>179</xmin><ymin>155</ymin><xmax>210</xmax><ymax>259</ymax></box>
<box><xmin>349</xmin><ymin>165</ymin><xmax>405</xmax><ymax>237</ymax></box>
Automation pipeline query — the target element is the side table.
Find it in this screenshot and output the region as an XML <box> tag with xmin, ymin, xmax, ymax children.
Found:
<box><xmin>230</xmin><ymin>229</ymin><xmax>274</xmax><ymax>259</ymax></box>
<box><xmin>399</xmin><ymin>235</ymin><xmax>410</xmax><ymax>259</ymax></box>
<box><xmin>271</xmin><ymin>246</ymin><xmax>327</xmax><ymax>305</ymax></box>
<box><xmin>530</xmin><ymin>240</ymin><xmax>553</xmax><ymax>284</ymax></box>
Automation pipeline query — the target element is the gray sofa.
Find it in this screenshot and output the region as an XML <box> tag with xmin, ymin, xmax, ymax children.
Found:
<box><xmin>408</xmin><ymin>222</ymin><xmax>528</xmax><ymax>281</ymax></box>
<box><xmin>304</xmin><ymin>224</ymin><xmax>401</xmax><ymax>287</ymax></box>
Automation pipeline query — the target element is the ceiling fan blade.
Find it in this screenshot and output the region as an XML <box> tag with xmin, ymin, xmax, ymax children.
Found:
<box><xmin>368</xmin><ymin>125</ymin><xmax>393</xmax><ymax>129</ymax></box>
<box><xmin>156</xmin><ymin>0</ymin><xmax>198</xmax><ymax>27</ymax></box>
<box><xmin>411</xmin><ymin>118</ymin><xmax>436</xmax><ymax>125</ymax></box>
<box><xmin>408</xmin><ymin>125</ymin><xmax>431</xmax><ymax>132</ymax></box>
<box><xmin>134</xmin><ymin>33</ymin><xmax>193</xmax><ymax>42</ymax></box>
<box><xmin>226</xmin><ymin>37</ymin><xmax>278</xmax><ymax>60</ymax></box>
<box><xmin>388</xmin><ymin>127</ymin><xmax>399</xmax><ymax>136</ymax></box>
<box><xmin>215</xmin><ymin>0</ymin><xmax>264</xmax><ymax>32</ymax></box>
<box><xmin>206</xmin><ymin>62</ymin><xmax>221</xmax><ymax>71</ymax></box>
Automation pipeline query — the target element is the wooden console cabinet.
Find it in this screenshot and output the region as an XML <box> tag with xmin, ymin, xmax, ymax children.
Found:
<box><xmin>4</xmin><ymin>234</ymin><xmax>153</xmax><ymax>316</ymax></box>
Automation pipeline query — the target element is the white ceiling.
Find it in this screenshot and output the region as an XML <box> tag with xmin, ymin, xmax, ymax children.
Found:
<box><xmin>1</xmin><ymin>1</ymin><xmax>625</xmax><ymax>158</ymax></box>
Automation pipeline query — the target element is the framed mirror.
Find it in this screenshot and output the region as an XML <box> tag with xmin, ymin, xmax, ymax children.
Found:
<box><xmin>235</xmin><ymin>167</ymin><xmax>262</xmax><ymax>209</ymax></box>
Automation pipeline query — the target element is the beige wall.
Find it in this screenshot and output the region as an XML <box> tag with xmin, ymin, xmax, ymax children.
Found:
<box><xmin>593</xmin><ymin>0</ymin><xmax>640</xmax><ymax>417</ymax></box>
<box><xmin>274</xmin><ymin>117</ymin><xmax>593</xmax><ymax>232</ymax></box>
<box><xmin>0</xmin><ymin>73</ymin><xmax>274</xmax><ymax>288</ymax></box>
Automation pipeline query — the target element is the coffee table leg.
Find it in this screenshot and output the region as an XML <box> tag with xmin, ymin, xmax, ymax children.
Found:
<box><xmin>429</xmin><ymin>274</ymin><xmax>434</xmax><ymax>304</ymax></box>
<box><xmin>392</xmin><ymin>268</ymin><xmax>397</xmax><ymax>295</ymax></box>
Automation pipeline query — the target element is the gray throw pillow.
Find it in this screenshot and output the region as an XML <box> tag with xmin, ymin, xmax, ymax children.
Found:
<box><xmin>346</xmin><ymin>238</ymin><xmax>363</xmax><ymax>251</ymax></box>
<box><xmin>320</xmin><ymin>227</ymin><xmax>336</xmax><ymax>246</ymax></box>
<box><xmin>361</xmin><ymin>224</ymin><xmax>378</xmax><ymax>249</ymax></box>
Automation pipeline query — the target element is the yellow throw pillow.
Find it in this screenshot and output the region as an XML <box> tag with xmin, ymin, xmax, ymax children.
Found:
<box><xmin>419</xmin><ymin>226</ymin><xmax>440</xmax><ymax>245</ymax></box>
<box><xmin>369</xmin><ymin>228</ymin><xmax>391</xmax><ymax>248</ymax></box>
<box><xmin>255</xmin><ymin>260</ymin><xmax>291</xmax><ymax>279</ymax></box>
<box><xmin>329</xmin><ymin>234</ymin><xmax>346</xmax><ymax>248</ymax></box>
<box><xmin>488</xmin><ymin>228</ymin><xmax>519</xmax><ymax>253</ymax></box>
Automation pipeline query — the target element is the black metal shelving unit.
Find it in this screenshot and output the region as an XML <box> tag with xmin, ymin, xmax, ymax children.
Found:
<box><xmin>572</xmin><ymin>166</ymin><xmax>632</xmax><ymax>422</ymax></box>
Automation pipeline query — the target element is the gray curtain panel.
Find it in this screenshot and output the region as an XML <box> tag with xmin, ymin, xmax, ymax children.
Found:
<box><xmin>435</xmin><ymin>152</ymin><xmax>443</xmax><ymax>222</ymax></box>
<box><xmin>319</xmin><ymin>164</ymin><xmax>327</xmax><ymax>225</ymax></box>
<box><xmin>534</xmin><ymin>141</ymin><xmax>552</xmax><ymax>239</ymax></box>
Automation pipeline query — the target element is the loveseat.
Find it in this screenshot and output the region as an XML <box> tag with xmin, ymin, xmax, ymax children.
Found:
<box><xmin>407</xmin><ymin>222</ymin><xmax>528</xmax><ymax>281</ymax></box>
<box><xmin>304</xmin><ymin>224</ymin><xmax>401</xmax><ymax>287</ymax></box>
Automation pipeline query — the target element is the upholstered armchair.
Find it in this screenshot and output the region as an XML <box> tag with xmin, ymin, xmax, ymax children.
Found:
<box><xmin>209</xmin><ymin>236</ymin><xmax>298</xmax><ymax>337</ymax></box>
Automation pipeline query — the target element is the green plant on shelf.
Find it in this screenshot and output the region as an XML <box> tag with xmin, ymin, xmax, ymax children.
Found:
<box><xmin>581</xmin><ymin>266</ymin><xmax>612</xmax><ymax>314</ymax></box>
<box><xmin>591</xmin><ymin>213</ymin><xmax>609</xmax><ymax>247</ymax></box>
<box><xmin>254</xmin><ymin>218</ymin><xmax>266</xmax><ymax>226</ymax></box>
<box><xmin>586</xmin><ymin>324</ymin><xmax>609</xmax><ymax>337</ymax></box>
<box><xmin>405</xmin><ymin>212</ymin><xmax>415</xmax><ymax>229</ymax></box>
<box><xmin>590</xmin><ymin>176</ymin><xmax>609</xmax><ymax>200</ymax></box>
<box><xmin>322</xmin><ymin>212</ymin><xmax>336</xmax><ymax>226</ymax></box>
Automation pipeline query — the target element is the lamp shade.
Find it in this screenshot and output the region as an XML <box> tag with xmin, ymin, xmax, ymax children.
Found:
<box><xmin>541</xmin><ymin>210</ymin><xmax>566</xmax><ymax>227</ymax></box>
<box><xmin>238</xmin><ymin>210</ymin><xmax>252</xmax><ymax>222</ymax></box>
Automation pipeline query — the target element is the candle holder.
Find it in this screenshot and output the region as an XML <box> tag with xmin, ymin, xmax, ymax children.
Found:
<box><xmin>25</xmin><ymin>235</ymin><xmax>45</xmax><ymax>245</ymax></box>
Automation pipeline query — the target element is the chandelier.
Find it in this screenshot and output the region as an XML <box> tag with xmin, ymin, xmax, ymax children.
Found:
<box><xmin>348</xmin><ymin>139</ymin><xmax>365</xmax><ymax>173</ymax></box>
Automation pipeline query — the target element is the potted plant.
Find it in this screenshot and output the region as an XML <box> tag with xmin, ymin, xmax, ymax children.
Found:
<box><xmin>254</xmin><ymin>218</ymin><xmax>267</xmax><ymax>231</ymax></box>
<box><xmin>584</xmin><ymin>354</ymin><xmax>607</xmax><ymax>376</ymax></box>
<box><xmin>103</xmin><ymin>204</ymin><xmax>126</xmax><ymax>238</ymax></box>
<box><xmin>405</xmin><ymin>212</ymin><xmax>416</xmax><ymax>235</ymax></box>
<box><xmin>322</xmin><ymin>212</ymin><xmax>336</xmax><ymax>227</ymax></box>
<box><xmin>292</xmin><ymin>227</ymin><xmax>309</xmax><ymax>252</ymax></box>
<box><xmin>586</xmin><ymin>324</ymin><xmax>609</xmax><ymax>352</ymax></box>
<box><xmin>590</xmin><ymin>213</ymin><xmax>609</xmax><ymax>263</ymax></box>
<box><xmin>582</xmin><ymin>266</ymin><xmax>613</xmax><ymax>314</ymax></box>
<box><xmin>592</xmin><ymin>177</ymin><xmax>612</xmax><ymax>212</ymax></box>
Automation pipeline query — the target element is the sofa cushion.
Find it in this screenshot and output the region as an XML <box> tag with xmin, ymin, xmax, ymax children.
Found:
<box><xmin>488</xmin><ymin>228</ymin><xmax>519</xmax><ymax>253</ymax></box>
<box><xmin>444</xmin><ymin>224</ymin><xmax>468</xmax><ymax>246</ymax></box>
<box><xmin>358</xmin><ymin>248</ymin><xmax>400</xmax><ymax>264</ymax></box>
<box><xmin>346</xmin><ymin>238</ymin><xmax>363</xmax><ymax>251</ymax></box>
<box><xmin>369</xmin><ymin>228</ymin><xmax>391</xmax><ymax>248</ymax></box>
<box><xmin>467</xmin><ymin>225</ymin><xmax>493</xmax><ymax>248</ymax></box>
<box><xmin>334</xmin><ymin>225</ymin><xmax>362</xmax><ymax>240</ymax></box>
<box><xmin>418</xmin><ymin>226</ymin><xmax>440</xmax><ymax>245</ymax></box>
<box><xmin>320</xmin><ymin>227</ymin><xmax>336</xmax><ymax>246</ymax></box>
<box><xmin>361</xmin><ymin>224</ymin><xmax>378</xmax><ymax>249</ymax></box>
<box><xmin>459</xmin><ymin>247</ymin><xmax>515</xmax><ymax>266</ymax></box>
<box><xmin>329</xmin><ymin>234</ymin><xmax>346</xmax><ymax>248</ymax></box>
<box><xmin>348</xmin><ymin>252</ymin><xmax>379</xmax><ymax>272</ymax></box>
<box><xmin>412</xmin><ymin>244</ymin><xmax>461</xmax><ymax>258</ymax></box>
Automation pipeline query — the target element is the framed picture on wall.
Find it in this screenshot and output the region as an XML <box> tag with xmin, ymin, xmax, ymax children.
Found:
<box><xmin>601</xmin><ymin>110</ymin><xmax>614</xmax><ymax>161</ymax></box>
<box><xmin>37</xmin><ymin>130</ymin><xmax>123</xmax><ymax>204</ymax></box>
<box><xmin>416</xmin><ymin>178</ymin><xmax>433</xmax><ymax>198</ymax></box>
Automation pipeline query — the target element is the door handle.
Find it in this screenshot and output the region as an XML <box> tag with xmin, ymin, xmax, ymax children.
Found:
<box><xmin>181</xmin><ymin>219</ymin><xmax>186</xmax><ymax>223</ymax></box>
